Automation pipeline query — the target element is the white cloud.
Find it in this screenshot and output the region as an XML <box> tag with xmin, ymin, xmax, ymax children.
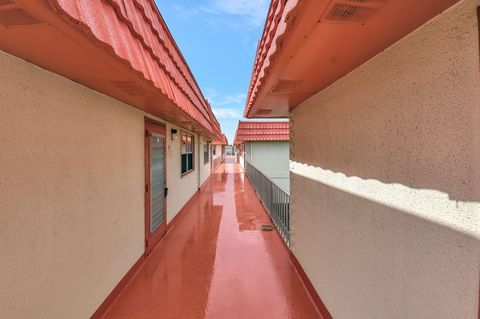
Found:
<box><xmin>170</xmin><ymin>0</ymin><xmax>269</xmax><ymax>30</ymax></box>
<box><xmin>205</xmin><ymin>89</ymin><xmax>247</xmax><ymax>107</ymax></box>
<box><xmin>212</xmin><ymin>108</ymin><xmax>242</xmax><ymax>119</ymax></box>
<box><xmin>217</xmin><ymin>93</ymin><xmax>247</xmax><ymax>106</ymax></box>
<box><xmin>205</xmin><ymin>0</ymin><xmax>270</xmax><ymax>28</ymax></box>
<box><xmin>208</xmin><ymin>90</ymin><xmax>245</xmax><ymax>119</ymax></box>
<box><xmin>171</xmin><ymin>4</ymin><xmax>201</xmax><ymax>19</ymax></box>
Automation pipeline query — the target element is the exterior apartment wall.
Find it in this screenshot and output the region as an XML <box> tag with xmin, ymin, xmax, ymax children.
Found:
<box><xmin>290</xmin><ymin>1</ymin><xmax>480</xmax><ymax>318</ymax></box>
<box><xmin>0</xmin><ymin>49</ymin><xmax>144</xmax><ymax>319</ymax></box>
<box><xmin>212</xmin><ymin>144</ymin><xmax>222</xmax><ymax>162</ymax></box>
<box><xmin>212</xmin><ymin>144</ymin><xmax>223</xmax><ymax>171</ymax></box>
<box><xmin>0</xmin><ymin>49</ymin><xmax>211</xmax><ymax>318</ymax></box>
<box><xmin>247</xmin><ymin>141</ymin><xmax>290</xmax><ymax>192</ymax></box>
<box><xmin>160</xmin><ymin>123</ymin><xmax>199</xmax><ymax>224</ymax></box>
<box><xmin>199</xmin><ymin>136</ymin><xmax>212</xmax><ymax>187</ymax></box>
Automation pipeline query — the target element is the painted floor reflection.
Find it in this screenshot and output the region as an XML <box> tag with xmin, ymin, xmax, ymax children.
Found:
<box><xmin>102</xmin><ymin>157</ymin><xmax>321</xmax><ymax>319</ymax></box>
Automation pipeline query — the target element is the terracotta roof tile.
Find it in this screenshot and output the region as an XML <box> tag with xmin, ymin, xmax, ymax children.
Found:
<box><xmin>49</xmin><ymin>0</ymin><xmax>223</xmax><ymax>138</ymax></box>
<box><xmin>244</xmin><ymin>0</ymin><xmax>300</xmax><ymax>117</ymax></box>
<box><xmin>234</xmin><ymin>121</ymin><xmax>289</xmax><ymax>145</ymax></box>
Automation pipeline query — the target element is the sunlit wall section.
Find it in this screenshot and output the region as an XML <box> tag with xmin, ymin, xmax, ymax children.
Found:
<box><xmin>290</xmin><ymin>1</ymin><xmax>480</xmax><ymax>318</ymax></box>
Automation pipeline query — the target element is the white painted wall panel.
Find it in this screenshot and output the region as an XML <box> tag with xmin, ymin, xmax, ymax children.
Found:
<box><xmin>246</xmin><ymin>141</ymin><xmax>290</xmax><ymax>192</ymax></box>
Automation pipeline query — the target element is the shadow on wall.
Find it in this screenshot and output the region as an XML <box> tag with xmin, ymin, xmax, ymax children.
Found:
<box><xmin>290</xmin><ymin>170</ymin><xmax>479</xmax><ymax>318</ymax></box>
<box><xmin>291</xmin><ymin>97</ymin><xmax>480</xmax><ymax>202</ymax></box>
<box><xmin>291</xmin><ymin>162</ymin><xmax>480</xmax><ymax>240</ymax></box>
<box><xmin>288</xmin><ymin>2</ymin><xmax>480</xmax><ymax>203</ymax></box>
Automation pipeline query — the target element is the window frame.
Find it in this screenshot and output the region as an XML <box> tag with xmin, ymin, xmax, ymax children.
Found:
<box><xmin>212</xmin><ymin>144</ymin><xmax>216</xmax><ymax>156</ymax></box>
<box><xmin>180</xmin><ymin>132</ymin><xmax>195</xmax><ymax>176</ymax></box>
<box><xmin>203</xmin><ymin>140</ymin><xmax>210</xmax><ymax>165</ymax></box>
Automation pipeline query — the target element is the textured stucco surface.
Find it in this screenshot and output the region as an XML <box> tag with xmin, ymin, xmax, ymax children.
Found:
<box><xmin>246</xmin><ymin>141</ymin><xmax>290</xmax><ymax>192</ymax></box>
<box><xmin>212</xmin><ymin>144</ymin><xmax>223</xmax><ymax>162</ymax></box>
<box><xmin>157</xmin><ymin>121</ymin><xmax>200</xmax><ymax>224</ymax></box>
<box><xmin>0</xmin><ymin>49</ymin><xmax>210</xmax><ymax>318</ymax></box>
<box><xmin>199</xmin><ymin>136</ymin><xmax>212</xmax><ymax>187</ymax></box>
<box><xmin>290</xmin><ymin>1</ymin><xmax>480</xmax><ymax>318</ymax></box>
<box><xmin>0</xmin><ymin>49</ymin><xmax>144</xmax><ymax>319</ymax></box>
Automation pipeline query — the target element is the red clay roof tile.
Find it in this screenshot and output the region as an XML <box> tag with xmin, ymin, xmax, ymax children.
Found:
<box><xmin>234</xmin><ymin>121</ymin><xmax>289</xmax><ymax>145</ymax></box>
<box><xmin>48</xmin><ymin>0</ymin><xmax>222</xmax><ymax>138</ymax></box>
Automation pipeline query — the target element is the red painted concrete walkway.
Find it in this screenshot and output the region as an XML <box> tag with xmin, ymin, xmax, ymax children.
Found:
<box><xmin>102</xmin><ymin>157</ymin><xmax>321</xmax><ymax>319</ymax></box>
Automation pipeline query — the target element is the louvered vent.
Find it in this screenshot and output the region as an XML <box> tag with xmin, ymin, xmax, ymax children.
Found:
<box><xmin>112</xmin><ymin>81</ymin><xmax>144</xmax><ymax>96</ymax></box>
<box><xmin>323</xmin><ymin>0</ymin><xmax>385</xmax><ymax>23</ymax></box>
<box><xmin>270</xmin><ymin>79</ymin><xmax>302</xmax><ymax>94</ymax></box>
<box><xmin>256</xmin><ymin>109</ymin><xmax>272</xmax><ymax>115</ymax></box>
<box><xmin>0</xmin><ymin>8</ymin><xmax>41</xmax><ymax>26</ymax></box>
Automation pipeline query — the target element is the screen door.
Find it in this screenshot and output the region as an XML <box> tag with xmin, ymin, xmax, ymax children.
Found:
<box><xmin>145</xmin><ymin>120</ymin><xmax>167</xmax><ymax>254</ymax></box>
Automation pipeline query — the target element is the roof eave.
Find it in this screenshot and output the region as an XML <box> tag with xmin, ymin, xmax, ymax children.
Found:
<box><xmin>0</xmin><ymin>0</ymin><xmax>222</xmax><ymax>139</ymax></box>
<box><xmin>245</xmin><ymin>0</ymin><xmax>461</xmax><ymax>118</ymax></box>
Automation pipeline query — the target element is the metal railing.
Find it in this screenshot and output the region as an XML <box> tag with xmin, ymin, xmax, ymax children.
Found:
<box><xmin>245</xmin><ymin>161</ymin><xmax>290</xmax><ymax>246</ymax></box>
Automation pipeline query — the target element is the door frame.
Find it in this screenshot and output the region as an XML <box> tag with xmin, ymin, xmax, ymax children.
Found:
<box><xmin>144</xmin><ymin>118</ymin><xmax>167</xmax><ymax>255</ymax></box>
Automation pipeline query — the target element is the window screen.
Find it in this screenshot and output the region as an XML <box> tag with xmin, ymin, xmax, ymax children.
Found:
<box><xmin>150</xmin><ymin>134</ymin><xmax>165</xmax><ymax>232</ymax></box>
<box><xmin>204</xmin><ymin>141</ymin><xmax>210</xmax><ymax>164</ymax></box>
<box><xmin>181</xmin><ymin>133</ymin><xmax>194</xmax><ymax>174</ymax></box>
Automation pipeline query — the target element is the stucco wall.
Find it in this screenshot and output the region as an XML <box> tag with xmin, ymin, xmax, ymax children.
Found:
<box><xmin>0</xmin><ymin>49</ymin><xmax>211</xmax><ymax>318</ymax></box>
<box><xmin>290</xmin><ymin>1</ymin><xmax>480</xmax><ymax>318</ymax></box>
<box><xmin>199</xmin><ymin>136</ymin><xmax>212</xmax><ymax>187</ymax></box>
<box><xmin>211</xmin><ymin>144</ymin><xmax>223</xmax><ymax>171</ymax></box>
<box><xmin>0</xmin><ymin>49</ymin><xmax>144</xmax><ymax>319</ymax></box>
<box><xmin>212</xmin><ymin>144</ymin><xmax>222</xmax><ymax>162</ymax></box>
<box><xmin>160</xmin><ymin>123</ymin><xmax>200</xmax><ymax>224</ymax></box>
<box><xmin>246</xmin><ymin>141</ymin><xmax>290</xmax><ymax>192</ymax></box>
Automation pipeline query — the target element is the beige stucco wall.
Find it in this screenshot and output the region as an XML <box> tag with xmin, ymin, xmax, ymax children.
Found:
<box><xmin>0</xmin><ymin>49</ymin><xmax>144</xmax><ymax>319</ymax></box>
<box><xmin>199</xmin><ymin>136</ymin><xmax>212</xmax><ymax>187</ymax></box>
<box><xmin>211</xmin><ymin>144</ymin><xmax>223</xmax><ymax>172</ymax></box>
<box><xmin>0</xmin><ymin>49</ymin><xmax>212</xmax><ymax>318</ymax></box>
<box><xmin>290</xmin><ymin>1</ymin><xmax>480</xmax><ymax>318</ymax></box>
<box><xmin>161</xmin><ymin>123</ymin><xmax>200</xmax><ymax>223</ymax></box>
<box><xmin>212</xmin><ymin>144</ymin><xmax>222</xmax><ymax>162</ymax></box>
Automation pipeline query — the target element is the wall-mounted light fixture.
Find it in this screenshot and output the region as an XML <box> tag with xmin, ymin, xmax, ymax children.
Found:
<box><xmin>171</xmin><ymin>128</ymin><xmax>178</xmax><ymax>140</ymax></box>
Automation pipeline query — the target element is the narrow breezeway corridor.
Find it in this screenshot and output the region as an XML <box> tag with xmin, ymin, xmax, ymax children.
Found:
<box><xmin>101</xmin><ymin>156</ymin><xmax>321</xmax><ymax>319</ymax></box>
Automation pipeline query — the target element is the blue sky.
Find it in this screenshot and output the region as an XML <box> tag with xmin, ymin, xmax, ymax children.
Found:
<box><xmin>155</xmin><ymin>0</ymin><xmax>269</xmax><ymax>144</ymax></box>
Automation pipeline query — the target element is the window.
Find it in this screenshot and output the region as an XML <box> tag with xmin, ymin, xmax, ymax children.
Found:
<box><xmin>203</xmin><ymin>140</ymin><xmax>210</xmax><ymax>164</ymax></box>
<box><xmin>181</xmin><ymin>133</ymin><xmax>194</xmax><ymax>175</ymax></box>
<box><xmin>212</xmin><ymin>145</ymin><xmax>216</xmax><ymax>156</ymax></box>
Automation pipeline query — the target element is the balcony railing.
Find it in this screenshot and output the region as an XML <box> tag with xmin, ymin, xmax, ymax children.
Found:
<box><xmin>245</xmin><ymin>161</ymin><xmax>290</xmax><ymax>246</ymax></box>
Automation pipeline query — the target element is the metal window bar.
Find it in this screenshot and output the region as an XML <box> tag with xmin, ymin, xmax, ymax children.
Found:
<box><xmin>245</xmin><ymin>161</ymin><xmax>290</xmax><ymax>247</ymax></box>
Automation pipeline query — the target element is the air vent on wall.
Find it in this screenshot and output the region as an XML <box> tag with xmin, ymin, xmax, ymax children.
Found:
<box><xmin>270</xmin><ymin>79</ymin><xmax>302</xmax><ymax>95</ymax></box>
<box><xmin>323</xmin><ymin>0</ymin><xmax>386</xmax><ymax>24</ymax></box>
<box><xmin>256</xmin><ymin>109</ymin><xmax>272</xmax><ymax>115</ymax></box>
<box><xmin>112</xmin><ymin>81</ymin><xmax>144</xmax><ymax>96</ymax></box>
<box><xmin>0</xmin><ymin>8</ymin><xmax>41</xmax><ymax>26</ymax></box>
